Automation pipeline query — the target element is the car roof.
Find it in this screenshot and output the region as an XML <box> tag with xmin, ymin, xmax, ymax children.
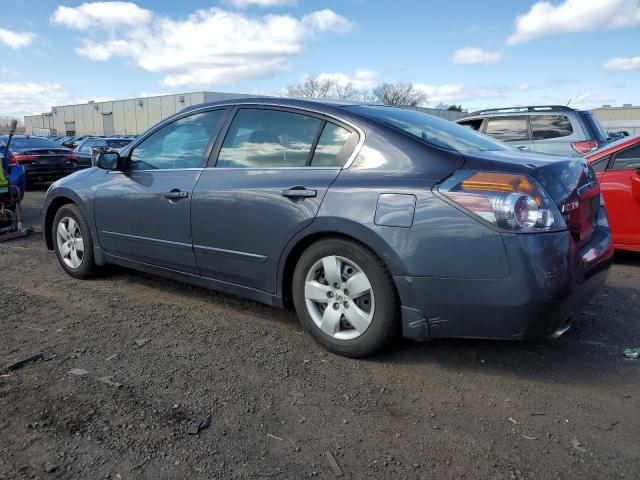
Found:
<box><xmin>466</xmin><ymin>105</ymin><xmax>577</xmax><ymax>117</ymax></box>
<box><xmin>179</xmin><ymin>96</ymin><xmax>370</xmax><ymax>116</ymax></box>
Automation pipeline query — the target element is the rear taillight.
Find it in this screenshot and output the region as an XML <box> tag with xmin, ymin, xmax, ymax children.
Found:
<box><xmin>571</xmin><ymin>140</ymin><xmax>597</xmax><ymax>155</ymax></box>
<box><xmin>11</xmin><ymin>153</ymin><xmax>37</xmax><ymax>163</ymax></box>
<box><xmin>439</xmin><ymin>171</ymin><xmax>565</xmax><ymax>232</ymax></box>
<box><xmin>65</xmin><ymin>154</ymin><xmax>77</xmax><ymax>161</ymax></box>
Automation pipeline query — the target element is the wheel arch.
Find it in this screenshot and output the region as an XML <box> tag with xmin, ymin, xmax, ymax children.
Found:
<box><xmin>277</xmin><ymin>219</ymin><xmax>407</xmax><ymax>309</ymax></box>
<box><xmin>44</xmin><ymin>196</ymin><xmax>76</xmax><ymax>250</ymax></box>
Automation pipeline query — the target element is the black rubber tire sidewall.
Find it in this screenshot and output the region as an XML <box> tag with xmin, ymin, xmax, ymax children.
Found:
<box><xmin>52</xmin><ymin>204</ymin><xmax>95</xmax><ymax>279</ymax></box>
<box><xmin>292</xmin><ymin>238</ymin><xmax>398</xmax><ymax>358</ymax></box>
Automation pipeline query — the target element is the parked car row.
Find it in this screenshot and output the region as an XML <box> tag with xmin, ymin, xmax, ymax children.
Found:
<box><xmin>1</xmin><ymin>135</ymin><xmax>135</xmax><ymax>199</ymax></box>
<box><xmin>54</xmin><ymin>134</ymin><xmax>138</xmax><ymax>149</ymax></box>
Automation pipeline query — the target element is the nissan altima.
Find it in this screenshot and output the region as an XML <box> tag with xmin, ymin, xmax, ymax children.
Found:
<box><xmin>42</xmin><ymin>98</ymin><xmax>613</xmax><ymax>357</ymax></box>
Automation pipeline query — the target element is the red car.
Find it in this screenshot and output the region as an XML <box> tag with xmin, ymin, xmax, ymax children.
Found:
<box><xmin>587</xmin><ymin>135</ymin><xmax>640</xmax><ymax>252</ymax></box>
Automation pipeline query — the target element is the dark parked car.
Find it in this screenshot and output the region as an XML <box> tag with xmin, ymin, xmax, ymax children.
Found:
<box><xmin>42</xmin><ymin>98</ymin><xmax>613</xmax><ymax>357</ymax></box>
<box><xmin>456</xmin><ymin>105</ymin><xmax>610</xmax><ymax>156</ymax></box>
<box><xmin>74</xmin><ymin>137</ymin><xmax>134</xmax><ymax>168</ymax></box>
<box><xmin>0</xmin><ymin>135</ymin><xmax>77</xmax><ymax>184</ymax></box>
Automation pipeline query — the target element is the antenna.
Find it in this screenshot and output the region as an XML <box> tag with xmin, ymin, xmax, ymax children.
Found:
<box><xmin>566</xmin><ymin>97</ymin><xmax>573</xmax><ymax>107</ymax></box>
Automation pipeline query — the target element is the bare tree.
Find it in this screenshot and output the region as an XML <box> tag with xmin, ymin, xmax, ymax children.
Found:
<box><xmin>286</xmin><ymin>76</ymin><xmax>428</xmax><ymax>106</ymax></box>
<box><xmin>286</xmin><ymin>74</ymin><xmax>370</xmax><ymax>102</ymax></box>
<box><xmin>286</xmin><ymin>74</ymin><xmax>336</xmax><ymax>99</ymax></box>
<box><xmin>371</xmin><ymin>82</ymin><xmax>427</xmax><ymax>107</ymax></box>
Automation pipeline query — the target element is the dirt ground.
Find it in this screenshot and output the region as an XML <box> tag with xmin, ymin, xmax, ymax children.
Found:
<box><xmin>1</xmin><ymin>186</ymin><xmax>639</xmax><ymax>480</ymax></box>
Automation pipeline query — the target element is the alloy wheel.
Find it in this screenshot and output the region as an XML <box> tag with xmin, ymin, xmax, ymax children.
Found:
<box><xmin>304</xmin><ymin>255</ymin><xmax>375</xmax><ymax>340</ymax></box>
<box><xmin>56</xmin><ymin>216</ymin><xmax>84</xmax><ymax>269</ymax></box>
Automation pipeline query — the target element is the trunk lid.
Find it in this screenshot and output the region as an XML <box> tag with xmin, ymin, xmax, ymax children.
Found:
<box><xmin>461</xmin><ymin>149</ymin><xmax>600</xmax><ymax>246</ymax></box>
<box><xmin>16</xmin><ymin>148</ymin><xmax>71</xmax><ymax>165</ymax></box>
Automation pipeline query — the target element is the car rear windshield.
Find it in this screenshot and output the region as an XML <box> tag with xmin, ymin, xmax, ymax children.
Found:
<box><xmin>0</xmin><ymin>137</ymin><xmax>62</xmax><ymax>150</ymax></box>
<box><xmin>580</xmin><ymin>112</ymin><xmax>608</xmax><ymax>142</ymax></box>
<box><xmin>105</xmin><ymin>139</ymin><xmax>132</xmax><ymax>149</ymax></box>
<box><xmin>345</xmin><ymin>105</ymin><xmax>509</xmax><ymax>152</ymax></box>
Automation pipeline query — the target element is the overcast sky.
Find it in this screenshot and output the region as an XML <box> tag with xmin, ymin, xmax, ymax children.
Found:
<box><xmin>1</xmin><ymin>0</ymin><xmax>639</xmax><ymax>118</ymax></box>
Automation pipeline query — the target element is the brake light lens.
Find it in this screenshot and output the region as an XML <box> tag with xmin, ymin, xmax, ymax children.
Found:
<box><xmin>11</xmin><ymin>153</ymin><xmax>37</xmax><ymax>163</ymax></box>
<box><xmin>439</xmin><ymin>171</ymin><xmax>565</xmax><ymax>232</ymax></box>
<box><xmin>572</xmin><ymin>140</ymin><xmax>597</xmax><ymax>155</ymax></box>
<box><xmin>64</xmin><ymin>153</ymin><xmax>77</xmax><ymax>161</ymax></box>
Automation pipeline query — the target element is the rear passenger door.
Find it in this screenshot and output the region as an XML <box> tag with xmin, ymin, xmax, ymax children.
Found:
<box><xmin>530</xmin><ymin>114</ymin><xmax>575</xmax><ymax>156</ymax></box>
<box><xmin>191</xmin><ymin>107</ymin><xmax>359</xmax><ymax>293</ymax></box>
<box><xmin>483</xmin><ymin>116</ymin><xmax>534</xmax><ymax>151</ymax></box>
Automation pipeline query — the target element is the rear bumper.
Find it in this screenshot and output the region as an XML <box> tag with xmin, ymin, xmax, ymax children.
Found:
<box><xmin>24</xmin><ymin>163</ymin><xmax>77</xmax><ymax>182</ymax></box>
<box><xmin>395</xmin><ymin>224</ymin><xmax>613</xmax><ymax>342</ymax></box>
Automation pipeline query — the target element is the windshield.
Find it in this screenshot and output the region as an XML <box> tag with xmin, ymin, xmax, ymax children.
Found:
<box><xmin>345</xmin><ymin>105</ymin><xmax>510</xmax><ymax>152</ymax></box>
<box><xmin>0</xmin><ymin>136</ymin><xmax>62</xmax><ymax>150</ymax></box>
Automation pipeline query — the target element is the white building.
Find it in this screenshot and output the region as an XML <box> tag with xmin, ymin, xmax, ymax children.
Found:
<box><xmin>24</xmin><ymin>91</ymin><xmax>252</xmax><ymax>137</ymax></box>
<box><xmin>592</xmin><ymin>104</ymin><xmax>640</xmax><ymax>136</ymax></box>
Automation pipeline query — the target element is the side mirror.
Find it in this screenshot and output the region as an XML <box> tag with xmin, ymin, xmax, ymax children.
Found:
<box><xmin>9</xmin><ymin>119</ymin><xmax>17</xmax><ymax>134</ymax></box>
<box><xmin>96</xmin><ymin>151</ymin><xmax>125</xmax><ymax>170</ymax></box>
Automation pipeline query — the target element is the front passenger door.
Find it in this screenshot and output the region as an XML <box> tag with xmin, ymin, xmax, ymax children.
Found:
<box><xmin>94</xmin><ymin>109</ymin><xmax>228</xmax><ymax>273</ymax></box>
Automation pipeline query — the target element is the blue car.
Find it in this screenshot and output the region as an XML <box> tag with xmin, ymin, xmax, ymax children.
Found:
<box><xmin>42</xmin><ymin>98</ymin><xmax>613</xmax><ymax>357</ymax></box>
<box><xmin>0</xmin><ymin>144</ymin><xmax>26</xmax><ymax>204</ymax></box>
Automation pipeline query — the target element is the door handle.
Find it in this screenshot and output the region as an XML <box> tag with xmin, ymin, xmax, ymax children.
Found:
<box><xmin>516</xmin><ymin>145</ymin><xmax>529</xmax><ymax>151</ymax></box>
<box><xmin>281</xmin><ymin>187</ymin><xmax>317</xmax><ymax>198</ymax></box>
<box><xmin>164</xmin><ymin>190</ymin><xmax>188</xmax><ymax>200</ymax></box>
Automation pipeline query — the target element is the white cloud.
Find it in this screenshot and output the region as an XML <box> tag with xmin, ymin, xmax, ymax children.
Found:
<box><xmin>603</xmin><ymin>56</ymin><xmax>640</xmax><ymax>70</ymax></box>
<box><xmin>0</xmin><ymin>82</ymin><xmax>75</xmax><ymax>118</ymax></box>
<box><xmin>228</xmin><ymin>0</ymin><xmax>297</xmax><ymax>8</ymax></box>
<box><xmin>52</xmin><ymin>2</ymin><xmax>354</xmax><ymax>88</ymax></box>
<box><xmin>506</xmin><ymin>0</ymin><xmax>640</xmax><ymax>45</ymax></box>
<box><xmin>0</xmin><ymin>28</ymin><xmax>35</xmax><ymax>50</ymax></box>
<box><xmin>415</xmin><ymin>83</ymin><xmax>510</xmax><ymax>104</ymax></box>
<box><xmin>316</xmin><ymin>69</ymin><xmax>381</xmax><ymax>90</ymax></box>
<box><xmin>51</xmin><ymin>1</ymin><xmax>152</xmax><ymax>30</ymax></box>
<box><xmin>547</xmin><ymin>92</ymin><xmax>616</xmax><ymax>109</ymax></box>
<box><xmin>451</xmin><ymin>47</ymin><xmax>503</xmax><ymax>65</ymax></box>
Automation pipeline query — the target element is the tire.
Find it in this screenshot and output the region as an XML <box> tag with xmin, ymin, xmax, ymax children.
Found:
<box><xmin>52</xmin><ymin>204</ymin><xmax>96</xmax><ymax>279</ymax></box>
<box><xmin>292</xmin><ymin>237</ymin><xmax>399</xmax><ymax>358</ymax></box>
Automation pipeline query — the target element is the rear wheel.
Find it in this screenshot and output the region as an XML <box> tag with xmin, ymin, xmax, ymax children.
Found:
<box><xmin>53</xmin><ymin>204</ymin><xmax>95</xmax><ymax>279</ymax></box>
<box><xmin>292</xmin><ymin>238</ymin><xmax>398</xmax><ymax>357</ymax></box>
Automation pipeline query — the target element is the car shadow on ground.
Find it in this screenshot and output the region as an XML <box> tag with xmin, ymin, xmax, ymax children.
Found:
<box><xmin>90</xmin><ymin>263</ymin><xmax>637</xmax><ymax>387</ymax></box>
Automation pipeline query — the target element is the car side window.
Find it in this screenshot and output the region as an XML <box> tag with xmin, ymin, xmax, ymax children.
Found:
<box><xmin>611</xmin><ymin>145</ymin><xmax>640</xmax><ymax>171</ymax></box>
<box><xmin>310</xmin><ymin>122</ymin><xmax>355</xmax><ymax>167</ymax></box>
<box><xmin>79</xmin><ymin>141</ymin><xmax>92</xmax><ymax>154</ymax></box>
<box><xmin>531</xmin><ymin>115</ymin><xmax>573</xmax><ymax>140</ymax></box>
<box><xmin>484</xmin><ymin>117</ymin><xmax>529</xmax><ymax>142</ymax></box>
<box><xmin>591</xmin><ymin>156</ymin><xmax>609</xmax><ymax>173</ymax></box>
<box><xmin>457</xmin><ymin>119</ymin><xmax>483</xmax><ymax>131</ymax></box>
<box><xmin>217</xmin><ymin>109</ymin><xmax>321</xmax><ymax>168</ymax></box>
<box><xmin>129</xmin><ymin>110</ymin><xmax>225</xmax><ymax>171</ymax></box>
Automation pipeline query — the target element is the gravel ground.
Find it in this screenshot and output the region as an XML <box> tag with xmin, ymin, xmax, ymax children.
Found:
<box><xmin>1</xmin><ymin>186</ymin><xmax>639</xmax><ymax>480</ymax></box>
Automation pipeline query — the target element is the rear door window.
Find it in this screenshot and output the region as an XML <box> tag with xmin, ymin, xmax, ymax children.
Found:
<box><xmin>217</xmin><ymin>109</ymin><xmax>322</xmax><ymax>168</ymax></box>
<box><xmin>531</xmin><ymin>115</ymin><xmax>573</xmax><ymax>140</ymax></box>
<box><xmin>310</xmin><ymin>122</ymin><xmax>355</xmax><ymax>167</ymax></box>
<box><xmin>611</xmin><ymin>145</ymin><xmax>640</xmax><ymax>171</ymax></box>
<box><xmin>484</xmin><ymin>117</ymin><xmax>529</xmax><ymax>142</ymax></box>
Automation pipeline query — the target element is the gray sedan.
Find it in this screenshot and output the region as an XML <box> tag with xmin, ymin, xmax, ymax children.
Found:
<box><xmin>43</xmin><ymin>98</ymin><xmax>613</xmax><ymax>357</ymax></box>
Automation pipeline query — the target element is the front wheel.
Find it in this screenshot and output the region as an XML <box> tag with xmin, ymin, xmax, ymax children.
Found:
<box><xmin>53</xmin><ymin>204</ymin><xmax>96</xmax><ymax>279</ymax></box>
<box><xmin>292</xmin><ymin>238</ymin><xmax>399</xmax><ymax>357</ymax></box>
